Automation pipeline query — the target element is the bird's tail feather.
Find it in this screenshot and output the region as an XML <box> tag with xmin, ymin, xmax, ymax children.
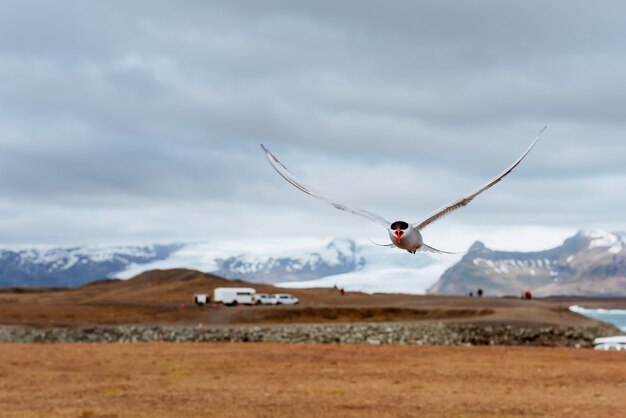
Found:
<box><xmin>422</xmin><ymin>243</ymin><xmax>462</xmax><ymax>255</ymax></box>
<box><xmin>368</xmin><ymin>239</ymin><xmax>395</xmax><ymax>247</ymax></box>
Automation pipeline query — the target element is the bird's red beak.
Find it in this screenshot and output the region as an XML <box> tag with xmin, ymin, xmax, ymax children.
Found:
<box><xmin>394</xmin><ymin>228</ymin><xmax>404</xmax><ymax>241</ymax></box>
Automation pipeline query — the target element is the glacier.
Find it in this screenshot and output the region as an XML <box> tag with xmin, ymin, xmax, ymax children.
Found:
<box><xmin>115</xmin><ymin>238</ymin><xmax>459</xmax><ymax>294</ymax></box>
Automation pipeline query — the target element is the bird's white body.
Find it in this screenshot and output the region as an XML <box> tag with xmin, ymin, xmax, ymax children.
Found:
<box><xmin>261</xmin><ymin>126</ymin><xmax>546</xmax><ymax>254</ymax></box>
<box><xmin>389</xmin><ymin>227</ymin><xmax>423</xmax><ymax>253</ymax></box>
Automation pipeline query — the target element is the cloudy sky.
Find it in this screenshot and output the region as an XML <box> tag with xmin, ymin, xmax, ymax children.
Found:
<box><xmin>0</xmin><ymin>1</ymin><xmax>625</xmax><ymax>251</ymax></box>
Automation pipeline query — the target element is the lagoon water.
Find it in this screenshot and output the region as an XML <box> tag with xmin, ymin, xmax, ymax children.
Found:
<box><xmin>570</xmin><ymin>305</ymin><xmax>626</xmax><ymax>332</ymax></box>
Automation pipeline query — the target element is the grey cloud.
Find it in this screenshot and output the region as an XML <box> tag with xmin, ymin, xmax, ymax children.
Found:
<box><xmin>0</xmin><ymin>1</ymin><xmax>625</xmax><ymax>245</ymax></box>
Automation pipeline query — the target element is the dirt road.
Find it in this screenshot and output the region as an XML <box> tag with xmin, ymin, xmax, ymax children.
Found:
<box><xmin>1</xmin><ymin>343</ymin><xmax>624</xmax><ymax>418</ymax></box>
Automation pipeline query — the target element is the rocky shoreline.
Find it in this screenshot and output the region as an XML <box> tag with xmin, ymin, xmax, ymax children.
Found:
<box><xmin>0</xmin><ymin>322</ymin><xmax>620</xmax><ymax>347</ymax></box>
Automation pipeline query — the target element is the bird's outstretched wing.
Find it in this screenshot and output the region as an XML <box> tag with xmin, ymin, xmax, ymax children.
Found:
<box><xmin>261</xmin><ymin>144</ymin><xmax>391</xmax><ymax>229</ymax></box>
<box><xmin>413</xmin><ymin>126</ymin><xmax>546</xmax><ymax>231</ymax></box>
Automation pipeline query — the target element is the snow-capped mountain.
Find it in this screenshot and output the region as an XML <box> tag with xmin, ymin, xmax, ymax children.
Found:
<box><xmin>429</xmin><ymin>230</ymin><xmax>626</xmax><ymax>297</ymax></box>
<box><xmin>212</xmin><ymin>239</ymin><xmax>365</xmax><ymax>283</ymax></box>
<box><xmin>0</xmin><ymin>244</ymin><xmax>182</xmax><ymax>287</ymax></box>
<box><xmin>0</xmin><ymin>238</ymin><xmax>449</xmax><ymax>293</ymax></box>
<box><xmin>5</xmin><ymin>230</ymin><xmax>626</xmax><ymax>296</ymax></box>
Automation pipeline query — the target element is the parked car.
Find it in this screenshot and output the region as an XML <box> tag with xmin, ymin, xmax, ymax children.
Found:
<box><xmin>273</xmin><ymin>293</ymin><xmax>299</xmax><ymax>305</ymax></box>
<box><xmin>254</xmin><ymin>293</ymin><xmax>277</xmax><ymax>305</ymax></box>
<box><xmin>213</xmin><ymin>287</ymin><xmax>256</xmax><ymax>306</ymax></box>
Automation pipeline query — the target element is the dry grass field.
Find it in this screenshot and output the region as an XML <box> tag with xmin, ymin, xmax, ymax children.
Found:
<box><xmin>1</xmin><ymin>343</ymin><xmax>625</xmax><ymax>418</ymax></box>
<box><xmin>1</xmin><ymin>270</ymin><xmax>625</xmax><ymax>417</ymax></box>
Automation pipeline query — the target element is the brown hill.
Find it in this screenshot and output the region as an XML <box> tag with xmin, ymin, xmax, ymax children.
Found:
<box><xmin>0</xmin><ymin>268</ymin><xmax>621</xmax><ymax>328</ymax></box>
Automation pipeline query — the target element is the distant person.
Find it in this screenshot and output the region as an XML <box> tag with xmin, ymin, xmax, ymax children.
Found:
<box><xmin>340</xmin><ymin>288</ymin><xmax>345</xmax><ymax>296</ymax></box>
<box><xmin>469</xmin><ymin>292</ymin><xmax>473</xmax><ymax>297</ymax></box>
<box><xmin>524</xmin><ymin>290</ymin><xmax>532</xmax><ymax>300</ymax></box>
<box><xmin>477</xmin><ymin>288</ymin><xmax>483</xmax><ymax>297</ymax></box>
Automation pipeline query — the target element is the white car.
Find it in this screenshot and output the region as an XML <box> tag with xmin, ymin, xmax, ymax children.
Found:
<box><xmin>273</xmin><ymin>293</ymin><xmax>299</xmax><ymax>305</ymax></box>
<box><xmin>593</xmin><ymin>336</ymin><xmax>626</xmax><ymax>351</ymax></box>
<box><xmin>254</xmin><ymin>293</ymin><xmax>277</xmax><ymax>305</ymax></box>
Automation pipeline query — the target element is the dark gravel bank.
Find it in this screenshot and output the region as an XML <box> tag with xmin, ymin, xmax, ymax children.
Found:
<box><xmin>0</xmin><ymin>322</ymin><xmax>620</xmax><ymax>347</ymax></box>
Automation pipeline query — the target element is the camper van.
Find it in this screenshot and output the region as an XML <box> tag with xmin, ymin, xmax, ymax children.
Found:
<box><xmin>213</xmin><ymin>287</ymin><xmax>256</xmax><ymax>306</ymax></box>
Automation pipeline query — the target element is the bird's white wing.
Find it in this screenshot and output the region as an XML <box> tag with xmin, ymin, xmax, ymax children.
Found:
<box><xmin>413</xmin><ymin>126</ymin><xmax>546</xmax><ymax>231</ymax></box>
<box><xmin>261</xmin><ymin>144</ymin><xmax>391</xmax><ymax>229</ymax></box>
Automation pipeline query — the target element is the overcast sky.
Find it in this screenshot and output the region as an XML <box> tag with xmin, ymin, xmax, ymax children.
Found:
<box><xmin>0</xmin><ymin>1</ymin><xmax>625</xmax><ymax>251</ymax></box>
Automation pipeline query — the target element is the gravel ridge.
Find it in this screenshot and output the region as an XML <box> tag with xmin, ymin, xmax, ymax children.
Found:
<box><xmin>0</xmin><ymin>322</ymin><xmax>620</xmax><ymax>347</ymax></box>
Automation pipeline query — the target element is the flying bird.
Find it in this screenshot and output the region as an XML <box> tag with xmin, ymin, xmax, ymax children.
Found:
<box><xmin>261</xmin><ymin>126</ymin><xmax>546</xmax><ymax>254</ymax></box>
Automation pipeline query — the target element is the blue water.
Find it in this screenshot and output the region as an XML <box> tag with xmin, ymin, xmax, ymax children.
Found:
<box><xmin>569</xmin><ymin>305</ymin><xmax>626</xmax><ymax>332</ymax></box>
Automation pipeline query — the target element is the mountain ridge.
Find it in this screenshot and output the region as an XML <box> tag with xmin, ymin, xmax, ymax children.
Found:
<box><xmin>2</xmin><ymin>230</ymin><xmax>626</xmax><ymax>297</ymax></box>
<box><xmin>213</xmin><ymin>238</ymin><xmax>365</xmax><ymax>283</ymax></box>
<box><xmin>429</xmin><ymin>230</ymin><xmax>626</xmax><ymax>297</ymax></box>
<box><xmin>0</xmin><ymin>244</ymin><xmax>183</xmax><ymax>287</ymax></box>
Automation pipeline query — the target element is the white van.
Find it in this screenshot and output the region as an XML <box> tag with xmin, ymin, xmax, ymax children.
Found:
<box><xmin>213</xmin><ymin>287</ymin><xmax>256</xmax><ymax>306</ymax></box>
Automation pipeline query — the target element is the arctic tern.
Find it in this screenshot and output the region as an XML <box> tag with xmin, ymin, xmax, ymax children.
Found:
<box><xmin>261</xmin><ymin>126</ymin><xmax>546</xmax><ymax>254</ymax></box>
